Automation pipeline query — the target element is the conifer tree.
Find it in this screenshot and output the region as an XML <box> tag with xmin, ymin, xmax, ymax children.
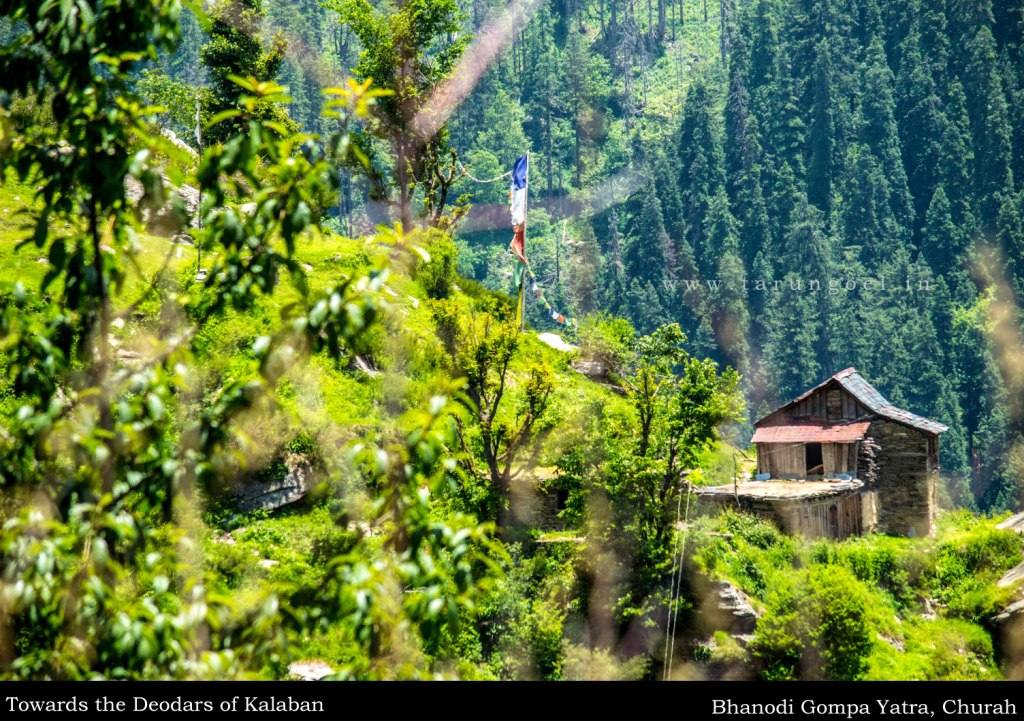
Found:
<box><xmin>762</xmin><ymin>272</ymin><xmax>823</xmax><ymax>403</ymax></box>
<box><xmin>861</xmin><ymin>38</ymin><xmax>915</xmax><ymax>238</ymax></box>
<box><xmin>677</xmin><ymin>78</ymin><xmax>728</xmax><ymax>274</ymax></box>
<box><xmin>996</xmin><ymin>189</ymin><xmax>1024</xmax><ymax>296</ymax></box>
<box><xmin>839</xmin><ymin>146</ymin><xmax>904</xmax><ymax>265</ymax></box>
<box><xmin>963</xmin><ymin>25</ymin><xmax>1015</xmax><ymax>229</ymax></box>
<box><xmin>623</xmin><ymin>181</ymin><xmax>674</xmax><ymax>291</ymax></box>
<box><xmin>807</xmin><ymin>39</ymin><xmax>835</xmax><ymax>213</ymax></box>
<box><xmin>895</xmin><ymin>22</ymin><xmax>947</xmax><ymax>229</ymax></box>
<box><xmin>920</xmin><ymin>186</ymin><xmax>962</xmax><ymax>276</ymax></box>
<box><xmin>939</xmin><ymin>79</ymin><xmax>977</xmax><ymax>229</ymax></box>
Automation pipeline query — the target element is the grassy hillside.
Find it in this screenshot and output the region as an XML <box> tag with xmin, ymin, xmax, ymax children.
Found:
<box><xmin>2</xmin><ymin>168</ymin><xmax>1022</xmax><ymax>680</ymax></box>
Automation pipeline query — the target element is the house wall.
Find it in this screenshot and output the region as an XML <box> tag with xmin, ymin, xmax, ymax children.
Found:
<box><xmin>757</xmin><ymin>442</ymin><xmax>856</xmax><ymax>478</ymax></box>
<box><xmin>760</xmin><ymin>381</ymin><xmax>871</xmax><ymax>424</ymax></box>
<box><xmin>697</xmin><ymin>490</ymin><xmax>863</xmax><ymax>539</ymax></box>
<box><xmin>860</xmin><ymin>420</ymin><xmax>936</xmax><ymax>536</ymax></box>
<box><xmin>757</xmin><ymin>442</ymin><xmax>805</xmax><ymax>477</ymax></box>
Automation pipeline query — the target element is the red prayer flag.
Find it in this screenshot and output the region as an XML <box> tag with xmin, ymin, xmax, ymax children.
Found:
<box><xmin>510</xmin><ymin>223</ymin><xmax>527</xmax><ymax>263</ymax></box>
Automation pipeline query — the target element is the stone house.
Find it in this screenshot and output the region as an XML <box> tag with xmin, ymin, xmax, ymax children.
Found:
<box><xmin>697</xmin><ymin>368</ymin><xmax>947</xmax><ymax>539</ymax></box>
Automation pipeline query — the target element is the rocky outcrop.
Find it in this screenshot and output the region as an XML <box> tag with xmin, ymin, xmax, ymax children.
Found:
<box><xmin>571</xmin><ymin>358</ymin><xmax>609</xmax><ymax>380</ymax></box>
<box><xmin>537</xmin><ymin>332</ymin><xmax>576</xmax><ymax>353</ymax></box>
<box><xmin>124</xmin><ymin>174</ymin><xmax>200</xmax><ymax>236</ymax></box>
<box><xmin>998</xmin><ymin>512</ymin><xmax>1024</xmax><ymax>534</ymax></box>
<box><xmin>287</xmin><ymin>660</ymin><xmax>335</xmax><ymax>681</ymax></box>
<box><xmin>699</xmin><ymin>580</ymin><xmax>760</xmax><ymax>636</ymax></box>
<box><xmin>992</xmin><ymin>598</ymin><xmax>1024</xmax><ymax>679</ymax></box>
<box><xmin>233</xmin><ymin>453</ymin><xmax>313</xmax><ymax>513</ymax></box>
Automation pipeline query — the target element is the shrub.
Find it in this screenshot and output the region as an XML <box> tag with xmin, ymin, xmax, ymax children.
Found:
<box><xmin>810</xmin><ymin>535</ymin><xmax>925</xmax><ymax>610</ymax></box>
<box><xmin>207</xmin><ymin>540</ymin><xmax>256</xmax><ymax>590</ymax></box>
<box><xmin>692</xmin><ymin>511</ymin><xmax>796</xmax><ymax>602</ymax></box>
<box><xmin>929</xmin><ymin>524</ymin><xmax>1022</xmax><ymax>620</ymax></box>
<box><xmin>414</xmin><ymin>230</ymin><xmax>458</xmax><ymax>299</ymax></box>
<box><xmin>710</xmin><ymin>630</ymin><xmax>750</xmax><ymax>665</ymax></box>
<box><xmin>865</xmin><ymin>618</ymin><xmax>998</xmax><ymax>680</ymax></box>
<box><xmin>575</xmin><ymin>313</ymin><xmax>635</xmax><ymax>376</ymax></box>
<box><xmin>309</xmin><ymin>525</ymin><xmax>360</xmax><ymax>566</ymax></box>
<box><xmin>561</xmin><ymin>642</ymin><xmax>648</xmax><ymax>680</ymax></box>
<box><xmin>752</xmin><ymin>565</ymin><xmax>874</xmax><ymax>680</ymax></box>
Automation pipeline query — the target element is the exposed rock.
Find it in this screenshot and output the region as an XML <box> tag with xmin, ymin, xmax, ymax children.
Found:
<box><xmin>288</xmin><ymin>660</ymin><xmax>335</xmax><ymax>681</ymax></box>
<box><xmin>160</xmin><ymin>127</ymin><xmax>198</xmax><ymax>158</ymax></box>
<box><xmin>994</xmin><ymin>598</ymin><xmax>1024</xmax><ymax>625</ymax></box>
<box><xmin>999</xmin><ymin>561</ymin><xmax>1024</xmax><ymax>588</ymax></box>
<box><xmin>124</xmin><ymin>174</ymin><xmax>200</xmax><ymax>235</ymax></box>
<box><xmin>714</xmin><ymin>581</ymin><xmax>759</xmax><ymax>635</ymax></box>
<box><xmin>998</xmin><ymin>511</ymin><xmax>1024</xmax><ymax>534</ymax></box>
<box><xmin>233</xmin><ymin>453</ymin><xmax>313</xmax><ymax>513</ymax></box>
<box><xmin>537</xmin><ymin>332</ymin><xmax>577</xmax><ymax>353</ymax></box>
<box><xmin>258</xmin><ymin>558</ymin><xmax>278</xmax><ymax>570</ymax></box>
<box><xmin>696</xmin><ymin>579</ymin><xmax>760</xmax><ymax>636</ymax></box>
<box><xmin>353</xmin><ymin>355</ymin><xmax>379</xmax><ymax>376</ymax></box>
<box><xmin>571</xmin><ymin>358</ymin><xmax>609</xmax><ymax>380</ymax></box>
<box><xmin>992</xmin><ymin>598</ymin><xmax>1024</xmax><ymax>679</ymax></box>
<box><xmin>880</xmin><ymin>634</ymin><xmax>906</xmax><ymax>652</ymax></box>
<box><xmin>691</xmin><ymin>632</ymin><xmax>757</xmax><ymax>681</ymax></box>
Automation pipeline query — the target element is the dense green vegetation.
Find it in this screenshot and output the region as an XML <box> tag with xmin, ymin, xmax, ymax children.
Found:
<box><xmin>1</xmin><ymin>0</ymin><xmax>1023</xmax><ymax>682</ymax></box>
<box><xmin>692</xmin><ymin>510</ymin><xmax>1022</xmax><ymax>680</ymax></box>
<box><xmin>149</xmin><ymin>0</ymin><xmax>1024</xmax><ymax>514</ymax></box>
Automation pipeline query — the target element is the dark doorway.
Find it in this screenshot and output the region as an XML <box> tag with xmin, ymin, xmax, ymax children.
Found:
<box><xmin>806</xmin><ymin>442</ymin><xmax>823</xmax><ymax>475</ymax></box>
<box><xmin>828</xmin><ymin>504</ymin><xmax>839</xmax><ymax>537</ymax></box>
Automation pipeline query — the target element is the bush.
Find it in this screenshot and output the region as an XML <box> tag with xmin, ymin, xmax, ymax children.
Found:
<box><xmin>575</xmin><ymin>314</ymin><xmax>635</xmax><ymax>376</ymax></box>
<box><xmin>929</xmin><ymin>524</ymin><xmax>1022</xmax><ymax>621</ymax></box>
<box><xmin>415</xmin><ymin>230</ymin><xmax>458</xmax><ymax>299</ymax></box>
<box><xmin>207</xmin><ymin>540</ymin><xmax>256</xmax><ymax>590</ymax></box>
<box><xmin>865</xmin><ymin>618</ymin><xmax>998</xmax><ymax>680</ymax></box>
<box><xmin>810</xmin><ymin>535</ymin><xmax>925</xmax><ymax>610</ymax></box>
<box><xmin>752</xmin><ymin>565</ymin><xmax>874</xmax><ymax>680</ymax></box>
<box><xmin>692</xmin><ymin>511</ymin><xmax>795</xmax><ymax>601</ymax></box>
<box><xmin>309</xmin><ymin>525</ymin><xmax>360</xmax><ymax>566</ymax></box>
<box><xmin>561</xmin><ymin>642</ymin><xmax>648</xmax><ymax>680</ymax></box>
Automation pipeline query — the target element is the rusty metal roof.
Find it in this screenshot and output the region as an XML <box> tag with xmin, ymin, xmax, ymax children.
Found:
<box><xmin>757</xmin><ymin>367</ymin><xmax>948</xmax><ymax>435</ymax></box>
<box><xmin>751</xmin><ymin>420</ymin><xmax>872</xmax><ymax>443</ymax></box>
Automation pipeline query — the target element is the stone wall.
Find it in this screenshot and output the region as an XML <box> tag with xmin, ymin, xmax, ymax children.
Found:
<box><xmin>862</xmin><ymin>420</ymin><xmax>935</xmax><ymax>537</ymax></box>
<box><xmin>696</xmin><ymin>490</ymin><xmax>863</xmax><ymax>539</ymax></box>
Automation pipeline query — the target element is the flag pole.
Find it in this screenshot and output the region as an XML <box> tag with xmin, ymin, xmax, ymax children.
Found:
<box><xmin>519</xmin><ymin>151</ymin><xmax>529</xmax><ymax>332</ymax></box>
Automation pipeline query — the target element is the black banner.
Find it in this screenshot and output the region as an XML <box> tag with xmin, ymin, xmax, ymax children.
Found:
<box><xmin>2</xmin><ymin>681</ymin><xmax>1023</xmax><ymax>719</ymax></box>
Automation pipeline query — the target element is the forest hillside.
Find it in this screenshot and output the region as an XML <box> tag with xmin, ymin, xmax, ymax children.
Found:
<box><xmin>0</xmin><ymin>0</ymin><xmax>1023</xmax><ymax>682</ymax></box>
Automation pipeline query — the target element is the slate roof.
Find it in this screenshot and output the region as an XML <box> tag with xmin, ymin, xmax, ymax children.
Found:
<box><xmin>757</xmin><ymin>367</ymin><xmax>949</xmax><ymax>435</ymax></box>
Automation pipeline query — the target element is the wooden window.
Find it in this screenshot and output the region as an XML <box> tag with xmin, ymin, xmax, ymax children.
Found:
<box><xmin>826</xmin><ymin>389</ymin><xmax>841</xmax><ymax>419</ymax></box>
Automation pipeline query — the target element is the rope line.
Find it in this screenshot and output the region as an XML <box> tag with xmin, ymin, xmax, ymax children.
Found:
<box><xmin>514</xmin><ymin>257</ymin><xmax>576</xmax><ymax>326</ymax></box>
<box><xmin>662</xmin><ymin>487</ymin><xmax>685</xmax><ymax>676</ymax></box>
<box><xmin>457</xmin><ymin>158</ymin><xmax>512</xmax><ymax>184</ymax></box>
<box><xmin>664</xmin><ymin>480</ymin><xmax>694</xmax><ymax>680</ymax></box>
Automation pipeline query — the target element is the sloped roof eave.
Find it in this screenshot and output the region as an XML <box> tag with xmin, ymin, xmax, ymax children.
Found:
<box><xmin>755</xmin><ymin>368</ymin><xmax>948</xmax><ymax>435</ymax></box>
<box><xmin>751</xmin><ymin>419</ymin><xmax>873</xmax><ymax>444</ymax></box>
